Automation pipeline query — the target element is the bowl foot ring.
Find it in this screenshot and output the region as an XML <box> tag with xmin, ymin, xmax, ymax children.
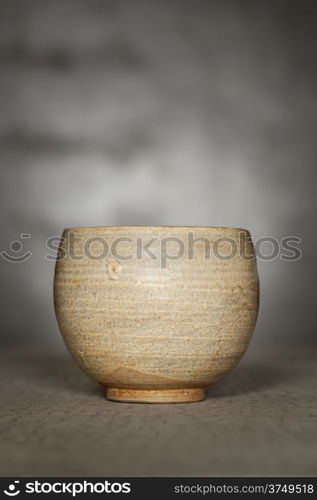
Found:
<box><xmin>106</xmin><ymin>387</ymin><xmax>205</xmax><ymax>403</ymax></box>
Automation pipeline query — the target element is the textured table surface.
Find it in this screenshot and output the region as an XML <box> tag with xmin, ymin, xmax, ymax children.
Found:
<box><xmin>1</xmin><ymin>346</ymin><xmax>316</xmax><ymax>477</ymax></box>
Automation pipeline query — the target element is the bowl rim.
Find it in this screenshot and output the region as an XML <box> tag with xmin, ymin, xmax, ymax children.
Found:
<box><xmin>63</xmin><ymin>225</ymin><xmax>250</xmax><ymax>233</ymax></box>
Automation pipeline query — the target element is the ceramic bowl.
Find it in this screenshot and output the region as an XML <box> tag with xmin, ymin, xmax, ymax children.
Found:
<box><xmin>54</xmin><ymin>226</ymin><xmax>259</xmax><ymax>403</ymax></box>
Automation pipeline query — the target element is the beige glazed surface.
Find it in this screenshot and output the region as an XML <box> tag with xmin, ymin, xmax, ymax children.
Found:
<box><xmin>54</xmin><ymin>226</ymin><xmax>259</xmax><ymax>403</ymax></box>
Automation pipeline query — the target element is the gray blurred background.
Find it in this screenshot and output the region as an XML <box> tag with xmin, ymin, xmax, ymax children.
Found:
<box><xmin>0</xmin><ymin>0</ymin><xmax>316</xmax><ymax>350</ymax></box>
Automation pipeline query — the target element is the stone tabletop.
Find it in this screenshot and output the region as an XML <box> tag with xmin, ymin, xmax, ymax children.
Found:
<box><xmin>1</xmin><ymin>345</ymin><xmax>316</xmax><ymax>476</ymax></box>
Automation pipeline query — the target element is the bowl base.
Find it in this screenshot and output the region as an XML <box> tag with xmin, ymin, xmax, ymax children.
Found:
<box><xmin>105</xmin><ymin>387</ymin><xmax>205</xmax><ymax>403</ymax></box>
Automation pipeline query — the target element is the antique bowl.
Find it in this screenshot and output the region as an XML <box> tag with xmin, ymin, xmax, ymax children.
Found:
<box><xmin>54</xmin><ymin>226</ymin><xmax>259</xmax><ymax>403</ymax></box>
